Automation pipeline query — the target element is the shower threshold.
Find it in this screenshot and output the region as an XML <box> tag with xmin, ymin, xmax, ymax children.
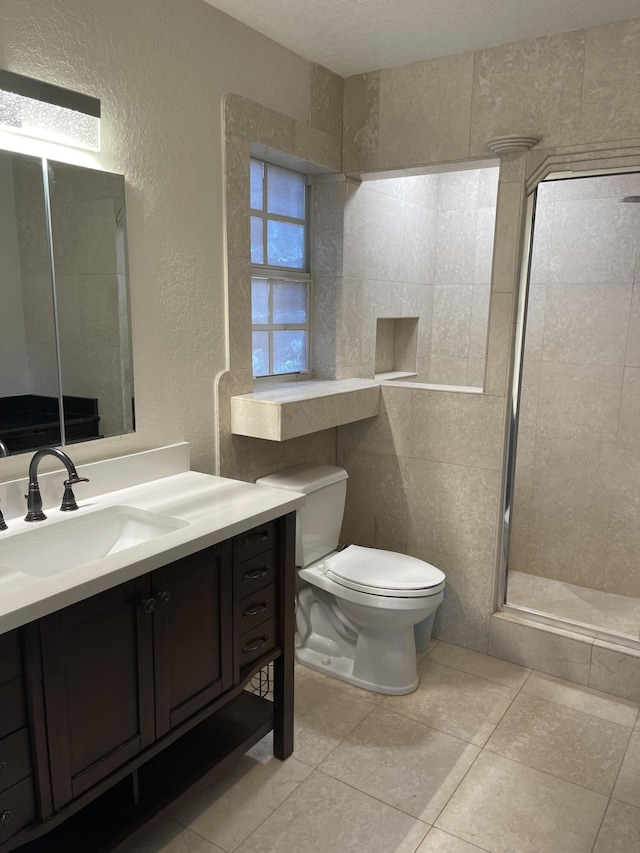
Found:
<box><xmin>507</xmin><ymin>571</ymin><xmax>640</xmax><ymax>643</ymax></box>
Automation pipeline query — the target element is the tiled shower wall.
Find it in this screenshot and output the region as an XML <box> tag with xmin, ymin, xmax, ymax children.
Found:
<box><xmin>429</xmin><ymin>168</ymin><xmax>498</xmax><ymax>386</ymax></box>
<box><xmin>314</xmin><ymin>167</ymin><xmax>498</xmax><ymax>387</ymax></box>
<box><xmin>509</xmin><ymin>172</ymin><xmax>640</xmax><ymax>598</ymax></box>
<box><xmin>323</xmin><ymin>168</ymin><xmax>499</xmax><ymax>386</ymax></box>
<box><xmin>339</xmin><ymin>16</ymin><xmax>640</xmax><ymax>655</ymax></box>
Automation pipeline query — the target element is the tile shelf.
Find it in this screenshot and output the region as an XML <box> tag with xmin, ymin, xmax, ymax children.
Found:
<box><xmin>230</xmin><ymin>379</ymin><xmax>381</xmax><ymax>441</ymax></box>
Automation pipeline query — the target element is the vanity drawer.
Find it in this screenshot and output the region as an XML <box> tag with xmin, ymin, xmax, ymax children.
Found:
<box><xmin>0</xmin><ymin>729</ymin><xmax>31</xmax><ymax>794</ymax></box>
<box><xmin>236</xmin><ymin>550</ymin><xmax>277</xmax><ymax>597</ymax></box>
<box><xmin>238</xmin><ymin>617</ymin><xmax>278</xmax><ymax>671</ymax></box>
<box><xmin>236</xmin><ymin>583</ymin><xmax>278</xmax><ymax>636</ymax></box>
<box><xmin>0</xmin><ymin>631</ymin><xmax>21</xmax><ymax>686</ymax></box>
<box><xmin>236</xmin><ymin>521</ymin><xmax>277</xmax><ymax>562</ymax></box>
<box><xmin>0</xmin><ymin>679</ymin><xmax>26</xmax><ymax>739</ymax></box>
<box><xmin>0</xmin><ymin>777</ymin><xmax>36</xmax><ymax>845</ymax></box>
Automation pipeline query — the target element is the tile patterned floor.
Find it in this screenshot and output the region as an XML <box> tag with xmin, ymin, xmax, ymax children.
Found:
<box><xmin>132</xmin><ymin>641</ymin><xmax>640</xmax><ymax>853</ymax></box>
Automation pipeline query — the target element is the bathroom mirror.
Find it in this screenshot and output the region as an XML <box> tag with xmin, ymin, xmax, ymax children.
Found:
<box><xmin>0</xmin><ymin>151</ymin><xmax>134</xmax><ymax>457</ymax></box>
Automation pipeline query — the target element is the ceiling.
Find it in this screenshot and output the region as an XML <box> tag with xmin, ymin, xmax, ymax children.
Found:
<box><xmin>203</xmin><ymin>0</ymin><xmax>640</xmax><ymax>77</ymax></box>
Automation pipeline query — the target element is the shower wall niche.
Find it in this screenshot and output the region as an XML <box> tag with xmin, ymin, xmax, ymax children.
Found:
<box><xmin>507</xmin><ymin>171</ymin><xmax>640</xmax><ymax>638</ymax></box>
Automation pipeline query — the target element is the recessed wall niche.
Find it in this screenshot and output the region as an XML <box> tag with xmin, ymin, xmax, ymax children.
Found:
<box><xmin>374</xmin><ymin>317</ymin><xmax>418</xmax><ymax>378</ymax></box>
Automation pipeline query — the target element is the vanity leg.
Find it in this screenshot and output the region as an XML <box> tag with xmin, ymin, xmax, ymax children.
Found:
<box><xmin>273</xmin><ymin>512</ymin><xmax>295</xmax><ymax>760</ymax></box>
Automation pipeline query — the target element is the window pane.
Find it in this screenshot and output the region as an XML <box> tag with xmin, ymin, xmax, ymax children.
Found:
<box><xmin>250</xmin><ymin>160</ymin><xmax>264</xmax><ymax>210</ymax></box>
<box><xmin>252</xmin><ymin>331</ymin><xmax>270</xmax><ymax>377</ymax></box>
<box><xmin>250</xmin><ymin>216</ymin><xmax>264</xmax><ymax>264</ymax></box>
<box><xmin>267</xmin><ymin>164</ymin><xmax>305</xmax><ymax>219</ymax></box>
<box><xmin>273</xmin><ymin>281</ymin><xmax>308</xmax><ymax>324</ymax></box>
<box><xmin>267</xmin><ymin>220</ymin><xmax>304</xmax><ymax>268</ymax></box>
<box><xmin>251</xmin><ymin>279</ymin><xmax>270</xmax><ymax>324</ymax></box>
<box><xmin>273</xmin><ymin>330</ymin><xmax>307</xmax><ymax>374</ymax></box>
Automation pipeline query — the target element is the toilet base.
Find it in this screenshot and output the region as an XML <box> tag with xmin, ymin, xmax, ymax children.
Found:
<box><xmin>295</xmin><ymin>644</ymin><xmax>419</xmax><ymax>695</ymax></box>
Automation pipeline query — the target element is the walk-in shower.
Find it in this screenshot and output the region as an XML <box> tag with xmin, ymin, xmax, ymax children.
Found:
<box><xmin>502</xmin><ymin>169</ymin><xmax>640</xmax><ymax>645</ymax></box>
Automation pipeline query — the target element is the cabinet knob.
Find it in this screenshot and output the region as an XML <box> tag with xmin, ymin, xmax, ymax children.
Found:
<box><xmin>141</xmin><ymin>598</ymin><xmax>157</xmax><ymax>614</ymax></box>
<box><xmin>0</xmin><ymin>811</ymin><xmax>11</xmax><ymax>826</ymax></box>
<box><xmin>157</xmin><ymin>590</ymin><xmax>172</xmax><ymax>606</ymax></box>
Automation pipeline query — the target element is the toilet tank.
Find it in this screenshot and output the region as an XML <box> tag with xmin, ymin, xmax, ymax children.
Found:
<box><xmin>255</xmin><ymin>464</ymin><xmax>348</xmax><ymax>567</ymax></box>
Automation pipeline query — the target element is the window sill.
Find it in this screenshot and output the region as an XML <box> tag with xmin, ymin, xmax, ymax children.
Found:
<box><xmin>230</xmin><ymin>379</ymin><xmax>380</xmax><ymax>441</ymax></box>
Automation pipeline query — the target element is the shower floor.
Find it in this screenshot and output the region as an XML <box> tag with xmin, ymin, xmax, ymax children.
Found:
<box><xmin>507</xmin><ymin>570</ymin><xmax>640</xmax><ymax>641</ymax></box>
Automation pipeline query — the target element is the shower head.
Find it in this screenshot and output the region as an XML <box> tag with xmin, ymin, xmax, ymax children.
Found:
<box><xmin>620</xmin><ymin>196</ymin><xmax>640</xmax><ymax>203</ymax></box>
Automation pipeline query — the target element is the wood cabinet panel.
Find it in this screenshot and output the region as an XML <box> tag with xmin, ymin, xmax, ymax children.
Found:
<box><xmin>152</xmin><ymin>542</ymin><xmax>233</xmax><ymax>737</ymax></box>
<box><xmin>0</xmin><ymin>633</ymin><xmax>21</xmax><ymax>686</ymax></box>
<box><xmin>0</xmin><ymin>729</ymin><xmax>31</xmax><ymax>794</ymax></box>
<box><xmin>40</xmin><ymin>575</ymin><xmax>155</xmax><ymax>809</ymax></box>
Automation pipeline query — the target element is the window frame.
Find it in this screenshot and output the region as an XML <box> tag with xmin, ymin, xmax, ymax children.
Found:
<box><xmin>250</xmin><ymin>158</ymin><xmax>312</xmax><ymax>380</ymax></box>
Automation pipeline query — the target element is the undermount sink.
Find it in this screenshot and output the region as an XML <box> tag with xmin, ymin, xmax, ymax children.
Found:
<box><xmin>0</xmin><ymin>506</ymin><xmax>189</xmax><ymax>577</ymax></box>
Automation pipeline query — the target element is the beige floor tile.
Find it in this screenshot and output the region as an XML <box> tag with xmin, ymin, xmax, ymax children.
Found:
<box><xmin>382</xmin><ymin>659</ymin><xmax>516</xmax><ymax>746</ymax></box>
<box><xmin>523</xmin><ymin>671</ymin><xmax>639</xmax><ymax>728</ymax></box>
<box><xmin>293</xmin><ymin>672</ymin><xmax>376</xmax><ymax>766</ymax></box>
<box><xmin>173</xmin><ymin>751</ymin><xmax>312</xmax><ymax>852</ymax></box>
<box><xmin>427</xmin><ymin>641</ymin><xmax>530</xmax><ymax>689</ymax></box>
<box><xmin>294</xmin><ymin>662</ymin><xmax>385</xmax><ymax>705</ymax></box>
<box><xmin>130</xmin><ymin>820</ymin><xmax>225</xmax><ymax>852</ymax></box>
<box><xmin>236</xmin><ymin>771</ymin><xmax>429</xmax><ymax>853</ymax></box>
<box><xmin>613</xmin><ymin>731</ymin><xmax>640</xmax><ymax>808</ymax></box>
<box><xmin>435</xmin><ymin>751</ymin><xmax>608</xmax><ymax>853</ymax></box>
<box><xmin>593</xmin><ymin>799</ymin><xmax>640</xmax><ymax>853</ymax></box>
<box><xmin>319</xmin><ymin>706</ymin><xmax>480</xmax><ymax>822</ymax></box>
<box><xmin>485</xmin><ymin>692</ymin><xmax>630</xmax><ymax>794</ymax></box>
<box><xmin>417</xmin><ymin>827</ymin><xmax>489</xmax><ymax>852</ymax></box>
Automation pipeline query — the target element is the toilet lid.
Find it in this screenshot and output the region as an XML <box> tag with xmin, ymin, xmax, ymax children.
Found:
<box><xmin>323</xmin><ymin>545</ymin><xmax>445</xmax><ymax>597</ymax></box>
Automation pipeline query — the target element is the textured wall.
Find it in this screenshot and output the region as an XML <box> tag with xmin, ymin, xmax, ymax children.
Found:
<box><xmin>0</xmin><ymin>0</ymin><xmax>316</xmax><ymax>478</ymax></box>
<box><xmin>218</xmin><ymin>85</ymin><xmax>343</xmax><ymax>483</ymax></box>
<box><xmin>344</xmin><ymin>19</ymin><xmax>640</xmax><ymax>175</ymax></box>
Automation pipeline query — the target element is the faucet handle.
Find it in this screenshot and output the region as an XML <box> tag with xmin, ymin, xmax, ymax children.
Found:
<box><xmin>60</xmin><ymin>476</ymin><xmax>90</xmax><ymax>512</ymax></box>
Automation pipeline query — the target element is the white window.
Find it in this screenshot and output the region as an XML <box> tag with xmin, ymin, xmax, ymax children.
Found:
<box><xmin>250</xmin><ymin>159</ymin><xmax>310</xmax><ymax>378</ymax></box>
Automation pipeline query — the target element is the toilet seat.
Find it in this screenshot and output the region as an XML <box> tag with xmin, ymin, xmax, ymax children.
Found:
<box><xmin>321</xmin><ymin>545</ymin><xmax>445</xmax><ymax>598</ymax></box>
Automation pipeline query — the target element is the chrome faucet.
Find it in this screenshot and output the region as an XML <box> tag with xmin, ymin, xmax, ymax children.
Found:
<box><xmin>0</xmin><ymin>438</ymin><xmax>9</xmax><ymax>457</ymax></box>
<box><xmin>25</xmin><ymin>448</ymin><xmax>89</xmax><ymax>522</ymax></box>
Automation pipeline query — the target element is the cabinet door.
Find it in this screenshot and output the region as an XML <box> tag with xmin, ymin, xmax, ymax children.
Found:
<box><xmin>152</xmin><ymin>542</ymin><xmax>233</xmax><ymax>738</ymax></box>
<box><xmin>40</xmin><ymin>575</ymin><xmax>155</xmax><ymax>810</ymax></box>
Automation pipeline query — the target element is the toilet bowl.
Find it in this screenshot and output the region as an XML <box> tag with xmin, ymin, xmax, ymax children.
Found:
<box><xmin>256</xmin><ymin>464</ymin><xmax>445</xmax><ymax>695</ymax></box>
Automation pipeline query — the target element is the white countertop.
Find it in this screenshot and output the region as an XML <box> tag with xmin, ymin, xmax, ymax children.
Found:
<box><xmin>0</xmin><ymin>470</ymin><xmax>304</xmax><ymax>635</ymax></box>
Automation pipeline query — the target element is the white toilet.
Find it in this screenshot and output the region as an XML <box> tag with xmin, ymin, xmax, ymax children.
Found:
<box><xmin>256</xmin><ymin>464</ymin><xmax>445</xmax><ymax>695</ymax></box>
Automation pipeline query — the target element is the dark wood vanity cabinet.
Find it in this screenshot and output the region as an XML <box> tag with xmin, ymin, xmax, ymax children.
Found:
<box><xmin>0</xmin><ymin>512</ymin><xmax>295</xmax><ymax>852</ymax></box>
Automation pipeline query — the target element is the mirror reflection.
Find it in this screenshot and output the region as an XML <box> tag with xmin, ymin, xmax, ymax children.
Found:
<box><xmin>0</xmin><ymin>152</ymin><xmax>134</xmax><ymax>456</ymax></box>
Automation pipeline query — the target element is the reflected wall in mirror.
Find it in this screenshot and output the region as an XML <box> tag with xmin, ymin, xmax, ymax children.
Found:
<box><xmin>0</xmin><ymin>152</ymin><xmax>134</xmax><ymax>456</ymax></box>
